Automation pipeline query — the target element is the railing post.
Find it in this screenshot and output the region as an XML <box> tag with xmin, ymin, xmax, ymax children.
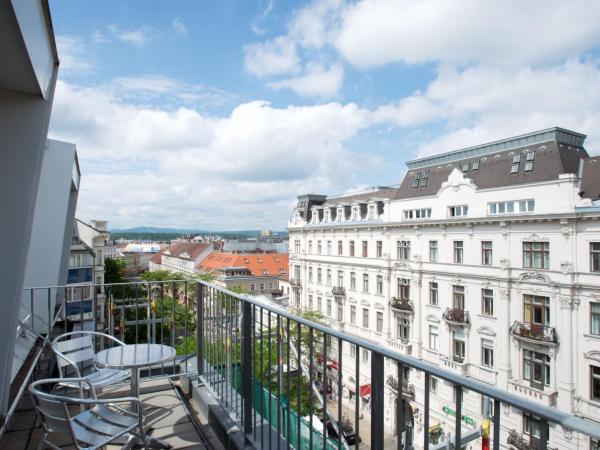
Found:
<box><xmin>371</xmin><ymin>351</ymin><xmax>385</xmax><ymax>450</ymax></box>
<box><xmin>241</xmin><ymin>299</ymin><xmax>253</xmax><ymax>438</ymax></box>
<box><xmin>538</xmin><ymin>419</ymin><xmax>549</xmax><ymax>450</ymax></box>
<box><xmin>196</xmin><ymin>282</ymin><xmax>204</xmax><ymax>377</ymax></box>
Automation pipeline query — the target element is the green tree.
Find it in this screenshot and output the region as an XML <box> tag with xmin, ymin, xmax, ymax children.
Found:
<box><xmin>140</xmin><ymin>270</ymin><xmax>186</xmax><ymax>282</ymax></box>
<box><xmin>104</xmin><ymin>257</ymin><xmax>126</xmax><ymax>283</ymax></box>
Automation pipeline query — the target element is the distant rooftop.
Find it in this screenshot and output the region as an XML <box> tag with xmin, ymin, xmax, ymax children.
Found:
<box><xmin>406</xmin><ymin>127</ymin><xmax>587</xmax><ymax>170</ymax></box>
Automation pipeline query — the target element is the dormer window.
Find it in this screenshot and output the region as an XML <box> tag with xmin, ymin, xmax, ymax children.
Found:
<box><xmin>368</xmin><ymin>204</ymin><xmax>376</xmax><ymax>220</ymax></box>
<box><xmin>472</xmin><ymin>161</ymin><xmax>480</xmax><ymax>170</ymax></box>
<box><xmin>413</xmin><ymin>170</ymin><xmax>429</xmax><ymax>188</ymax></box>
<box><xmin>461</xmin><ymin>163</ymin><xmax>469</xmax><ymax>172</ymax></box>
<box><xmin>512</xmin><ymin>154</ymin><xmax>521</xmax><ymax>163</ymax></box>
<box><xmin>525</xmin><ymin>152</ymin><xmax>535</xmax><ymax>171</ymax></box>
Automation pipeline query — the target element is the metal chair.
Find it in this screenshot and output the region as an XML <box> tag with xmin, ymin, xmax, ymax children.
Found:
<box><xmin>29</xmin><ymin>378</ymin><xmax>149</xmax><ymax>450</ymax></box>
<box><xmin>52</xmin><ymin>331</ymin><xmax>130</xmax><ymax>391</ymax></box>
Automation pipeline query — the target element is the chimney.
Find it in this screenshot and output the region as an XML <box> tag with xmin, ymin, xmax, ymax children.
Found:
<box><xmin>92</xmin><ymin>220</ymin><xmax>108</xmax><ymax>231</ymax></box>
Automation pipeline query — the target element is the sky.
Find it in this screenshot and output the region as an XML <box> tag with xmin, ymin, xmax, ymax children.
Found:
<box><xmin>48</xmin><ymin>0</ymin><xmax>600</xmax><ymax>231</ymax></box>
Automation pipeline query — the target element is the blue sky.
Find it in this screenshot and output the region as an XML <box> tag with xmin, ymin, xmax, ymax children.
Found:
<box><xmin>48</xmin><ymin>0</ymin><xmax>600</xmax><ymax>230</ymax></box>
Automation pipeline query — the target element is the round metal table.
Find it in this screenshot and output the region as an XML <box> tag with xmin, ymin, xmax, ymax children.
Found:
<box><xmin>94</xmin><ymin>344</ymin><xmax>176</xmax><ymax>449</ymax></box>
<box><xmin>94</xmin><ymin>344</ymin><xmax>176</xmax><ymax>399</ymax></box>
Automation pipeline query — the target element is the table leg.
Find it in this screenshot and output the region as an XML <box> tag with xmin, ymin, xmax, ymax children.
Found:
<box><xmin>122</xmin><ymin>368</ymin><xmax>171</xmax><ymax>450</ymax></box>
<box><xmin>131</xmin><ymin>368</ymin><xmax>139</xmax><ymax>412</ymax></box>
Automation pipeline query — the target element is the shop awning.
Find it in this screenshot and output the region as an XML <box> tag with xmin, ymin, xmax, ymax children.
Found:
<box><xmin>359</xmin><ymin>384</ymin><xmax>371</xmax><ymax>398</ymax></box>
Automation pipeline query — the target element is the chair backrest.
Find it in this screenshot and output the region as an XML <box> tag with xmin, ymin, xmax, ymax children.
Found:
<box><xmin>53</xmin><ymin>333</ymin><xmax>96</xmax><ymax>377</ymax></box>
<box><xmin>29</xmin><ymin>380</ymin><xmax>76</xmax><ymax>441</ymax></box>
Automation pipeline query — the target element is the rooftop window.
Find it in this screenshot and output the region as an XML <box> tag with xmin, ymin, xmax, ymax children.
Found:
<box><xmin>471</xmin><ymin>160</ymin><xmax>479</xmax><ymax>170</ymax></box>
<box><xmin>412</xmin><ymin>170</ymin><xmax>429</xmax><ymax>188</ymax></box>
<box><xmin>524</xmin><ymin>152</ymin><xmax>535</xmax><ymax>171</ymax></box>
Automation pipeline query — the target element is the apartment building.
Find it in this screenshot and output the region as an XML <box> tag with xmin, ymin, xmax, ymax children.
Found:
<box><xmin>197</xmin><ymin>252</ymin><xmax>289</xmax><ymax>296</ymax></box>
<box><xmin>287</xmin><ymin>127</ymin><xmax>600</xmax><ymax>449</ymax></box>
<box><xmin>150</xmin><ymin>242</ymin><xmax>215</xmax><ymax>275</ymax></box>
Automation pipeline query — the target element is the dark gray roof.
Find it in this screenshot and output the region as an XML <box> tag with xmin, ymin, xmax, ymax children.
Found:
<box><xmin>579</xmin><ymin>157</ymin><xmax>600</xmax><ymax>201</ymax></box>
<box><xmin>324</xmin><ymin>187</ymin><xmax>398</xmax><ymax>205</ymax></box>
<box><xmin>394</xmin><ymin>140</ymin><xmax>588</xmax><ymax>200</ymax></box>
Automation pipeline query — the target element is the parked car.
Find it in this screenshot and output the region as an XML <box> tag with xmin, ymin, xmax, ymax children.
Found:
<box><xmin>325</xmin><ymin>420</ymin><xmax>361</xmax><ymax>446</ymax></box>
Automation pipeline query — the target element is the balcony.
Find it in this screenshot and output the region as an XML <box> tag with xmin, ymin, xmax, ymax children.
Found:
<box><xmin>67</xmin><ymin>266</ymin><xmax>93</xmax><ymax>284</ymax></box>
<box><xmin>510</xmin><ymin>321</ymin><xmax>558</xmax><ymax>346</ymax></box>
<box><xmin>390</xmin><ymin>297</ymin><xmax>413</xmax><ymax>314</ymax></box>
<box><xmin>289</xmin><ymin>277</ymin><xmax>301</xmax><ymax>287</ymax></box>
<box><xmin>442</xmin><ymin>307</ymin><xmax>470</xmax><ymax>325</ymax></box>
<box><xmin>386</xmin><ymin>375</ymin><xmax>415</xmax><ymax>400</ymax></box>
<box><xmin>507</xmin><ymin>429</ymin><xmax>538</xmax><ymax>450</ymax></box>
<box><xmin>440</xmin><ymin>355</ymin><xmax>469</xmax><ymax>376</ymax></box>
<box><xmin>5</xmin><ymin>280</ymin><xmax>600</xmax><ymax>450</ymax></box>
<box><xmin>385</xmin><ymin>338</ymin><xmax>412</xmax><ymax>355</ymax></box>
<box><xmin>508</xmin><ymin>380</ymin><xmax>558</xmax><ymax>407</ymax></box>
<box><xmin>332</xmin><ymin>286</ymin><xmax>346</xmax><ymax>297</ymax></box>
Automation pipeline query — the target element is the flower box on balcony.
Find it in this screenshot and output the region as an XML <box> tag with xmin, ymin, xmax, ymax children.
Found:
<box><xmin>390</xmin><ymin>298</ymin><xmax>413</xmax><ymax>313</ymax></box>
<box><xmin>442</xmin><ymin>307</ymin><xmax>470</xmax><ymax>325</ymax></box>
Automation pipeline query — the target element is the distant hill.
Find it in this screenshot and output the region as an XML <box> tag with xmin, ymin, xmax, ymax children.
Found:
<box><xmin>110</xmin><ymin>227</ymin><xmax>288</xmax><ymax>240</ymax></box>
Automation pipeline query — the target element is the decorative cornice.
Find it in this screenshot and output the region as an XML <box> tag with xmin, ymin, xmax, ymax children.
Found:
<box><xmin>517</xmin><ymin>271</ymin><xmax>552</xmax><ymax>284</ymax></box>
<box><xmin>477</xmin><ymin>325</ymin><xmax>496</xmax><ymax>337</ymax></box>
<box><xmin>584</xmin><ymin>350</ymin><xmax>600</xmax><ymax>364</ymax></box>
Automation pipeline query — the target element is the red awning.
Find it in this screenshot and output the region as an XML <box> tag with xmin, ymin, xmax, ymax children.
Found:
<box><xmin>359</xmin><ymin>384</ymin><xmax>371</xmax><ymax>398</ymax></box>
<box><xmin>326</xmin><ymin>360</ymin><xmax>339</xmax><ymax>370</ymax></box>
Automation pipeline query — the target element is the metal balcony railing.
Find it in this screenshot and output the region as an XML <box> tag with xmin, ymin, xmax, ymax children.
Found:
<box><xmin>289</xmin><ymin>278</ymin><xmax>301</xmax><ymax>287</ymax></box>
<box><xmin>510</xmin><ymin>321</ymin><xmax>559</xmax><ymax>345</ymax></box>
<box><xmin>12</xmin><ymin>280</ymin><xmax>600</xmax><ymax>450</ymax></box>
<box><xmin>442</xmin><ymin>307</ymin><xmax>470</xmax><ymax>325</ymax></box>
<box><xmin>390</xmin><ymin>297</ymin><xmax>413</xmax><ymax>313</ymax></box>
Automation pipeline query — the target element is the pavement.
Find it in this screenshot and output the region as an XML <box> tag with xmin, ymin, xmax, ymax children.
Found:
<box><xmin>0</xmin><ymin>378</ymin><xmax>209</xmax><ymax>450</ymax></box>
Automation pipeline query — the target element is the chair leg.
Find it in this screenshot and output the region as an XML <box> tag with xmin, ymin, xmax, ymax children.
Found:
<box><xmin>138</xmin><ymin>426</ymin><xmax>150</xmax><ymax>450</ymax></box>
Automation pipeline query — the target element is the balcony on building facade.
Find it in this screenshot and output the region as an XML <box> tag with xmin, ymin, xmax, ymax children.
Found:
<box><xmin>440</xmin><ymin>355</ymin><xmax>469</xmax><ymax>376</ymax></box>
<box><xmin>386</xmin><ymin>337</ymin><xmax>412</xmax><ymax>355</ymax></box>
<box><xmin>386</xmin><ymin>375</ymin><xmax>416</xmax><ymax>401</ymax></box>
<box><xmin>506</xmin><ymin>429</ymin><xmax>538</xmax><ymax>450</ymax></box>
<box><xmin>508</xmin><ymin>380</ymin><xmax>558</xmax><ymax>407</ymax></box>
<box><xmin>442</xmin><ymin>307</ymin><xmax>470</xmax><ymax>326</ymax></box>
<box><xmin>289</xmin><ymin>277</ymin><xmax>301</xmax><ymax>287</ymax></box>
<box><xmin>332</xmin><ymin>286</ymin><xmax>346</xmax><ymax>297</ymax></box>
<box><xmin>390</xmin><ymin>297</ymin><xmax>413</xmax><ymax>314</ymax></box>
<box><xmin>67</xmin><ymin>266</ymin><xmax>93</xmax><ymax>284</ymax></box>
<box><xmin>510</xmin><ymin>321</ymin><xmax>558</xmax><ymax>346</ymax></box>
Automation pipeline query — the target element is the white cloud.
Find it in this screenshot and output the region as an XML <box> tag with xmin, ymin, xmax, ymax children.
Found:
<box><xmin>172</xmin><ymin>18</ymin><xmax>188</xmax><ymax>35</ymax></box>
<box><xmin>49</xmin><ymin>81</ymin><xmax>375</xmax><ymax>229</ymax></box>
<box><xmin>244</xmin><ymin>36</ymin><xmax>300</xmax><ymax>78</ymax></box>
<box><xmin>107</xmin><ymin>24</ymin><xmax>151</xmax><ymax>46</ymax></box>
<box><xmin>91</xmin><ymin>30</ymin><xmax>111</xmax><ymax>44</ymax></box>
<box><xmin>251</xmin><ymin>0</ymin><xmax>275</xmax><ymax>35</ymax></box>
<box><xmin>55</xmin><ymin>36</ymin><xmax>93</xmax><ymax>74</ymax></box>
<box><xmin>336</xmin><ymin>0</ymin><xmax>600</xmax><ymax>67</ymax></box>
<box><xmin>108</xmin><ymin>74</ymin><xmax>238</xmax><ymax>108</ymax></box>
<box><xmin>381</xmin><ymin>60</ymin><xmax>600</xmax><ymax>157</ymax></box>
<box><xmin>268</xmin><ymin>64</ymin><xmax>344</xmax><ymax>98</ymax></box>
<box><xmin>287</xmin><ymin>0</ymin><xmax>343</xmax><ymax>49</ymax></box>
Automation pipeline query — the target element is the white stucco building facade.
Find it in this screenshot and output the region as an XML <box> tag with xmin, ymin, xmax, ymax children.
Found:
<box><xmin>287</xmin><ymin>128</ymin><xmax>600</xmax><ymax>449</ymax></box>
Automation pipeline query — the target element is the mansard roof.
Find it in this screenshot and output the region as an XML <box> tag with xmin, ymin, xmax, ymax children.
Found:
<box><xmin>579</xmin><ymin>156</ymin><xmax>600</xmax><ymax>201</ymax></box>
<box><xmin>395</xmin><ymin>132</ymin><xmax>589</xmax><ymax>200</ymax></box>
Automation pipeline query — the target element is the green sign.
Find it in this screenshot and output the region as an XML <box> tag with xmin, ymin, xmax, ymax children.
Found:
<box><xmin>442</xmin><ymin>405</ymin><xmax>476</xmax><ymax>426</ymax></box>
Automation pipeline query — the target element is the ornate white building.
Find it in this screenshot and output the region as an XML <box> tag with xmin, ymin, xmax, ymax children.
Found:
<box><xmin>287</xmin><ymin>128</ymin><xmax>600</xmax><ymax>449</ymax></box>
